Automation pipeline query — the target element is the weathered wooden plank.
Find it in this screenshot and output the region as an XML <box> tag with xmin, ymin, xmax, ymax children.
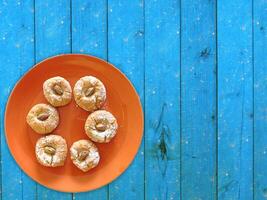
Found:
<box><xmin>108</xmin><ymin>0</ymin><xmax>144</xmax><ymax>199</ymax></box>
<box><xmin>0</xmin><ymin>0</ymin><xmax>36</xmax><ymax>200</ymax></box>
<box><xmin>181</xmin><ymin>0</ymin><xmax>217</xmax><ymax>199</ymax></box>
<box><xmin>253</xmin><ymin>0</ymin><xmax>267</xmax><ymax>199</ymax></box>
<box><xmin>145</xmin><ymin>0</ymin><xmax>180</xmax><ymax>199</ymax></box>
<box><xmin>35</xmin><ymin>0</ymin><xmax>72</xmax><ymax>198</ymax></box>
<box><xmin>72</xmin><ymin>0</ymin><xmax>107</xmax><ymax>58</ymax></box>
<box><xmin>72</xmin><ymin>0</ymin><xmax>108</xmax><ymax>199</ymax></box>
<box><xmin>217</xmin><ymin>0</ymin><xmax>253</xmax><ymax>199</ymax></box>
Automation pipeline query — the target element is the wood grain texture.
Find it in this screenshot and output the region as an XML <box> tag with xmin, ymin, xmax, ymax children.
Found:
<box><xmin>35</xmin><ymin>0</ymin><xmax>72</xmax><ymax>199</ymax></box>
<box><xmin>0</xmin><ymin>0</ymin><xmax>265</xmax><ymax>199</ymax></box>
<box><xmin>253</xmin><ymin>0</ymin><xmax>267</xmax><ymax>199</ymax></box>
<box><xmin>145</xmin><ymin>0</ymin><xmax>180</xmax><ymax>199</ymax></box>
<box><xmin>181</xmin><ymin>0</ymin><xmax>217</xmax><ymax>199</ymax></box>
<box><xmin>108</xmin><ymin>0</ymin><xmax>144</xmax><ymax>199</ymax></box>
<box><xmin>72</xmin><ymin>0</ymin><xmax>108</xmax><ymax>199</ymax></box>
<box><xmin>0</xmin><ymin>0</ymin><xmax>36</xmax><ymax>200</ymax></box>
<box><xmin>72</xmin><ymin>0</ymin><xmax>107</xmax><ymax>58</ymax></box>
<box><xmin>217</xmin><ymin>0</ymin><xmax>253</xmax><ymax>199</ymax></box>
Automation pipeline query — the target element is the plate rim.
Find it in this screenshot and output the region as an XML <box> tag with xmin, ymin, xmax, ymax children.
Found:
<box><xmin>4</xmin><ymin>53</ymin><xmax>144</xmax><ymax>193</ymax></box>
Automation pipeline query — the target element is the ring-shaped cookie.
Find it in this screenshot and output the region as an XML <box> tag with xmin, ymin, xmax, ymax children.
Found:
<box><xmin>73</xmin><ymin>76</ymin><xmax>106</xmax><ymax>112</ymax></box>
<box><xmin>70</xmin><ymin>140</ymin><xmax>100</xmax><ymax>172</ymax></box>
<box><xmin>43</xmin><ymin>76</ymin><xmax>72</xmax><ymax>107</ymax></box>
<box><xmin>35</xmin><ymin>135</ymin><xmax>67</xmax><ymax>167</ymax></box>
<box><xmin>85</xmin><ymin>110</ymin><xmax>118</xmax><ymax>143</ymax></box>
<box><xmin>26</xmin><ymin>103</ymin><xmax>59</xmax><ymax>134</ymax></box>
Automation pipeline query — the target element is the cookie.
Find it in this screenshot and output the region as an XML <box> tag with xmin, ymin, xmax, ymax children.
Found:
<box><xmin>85</xmin><ymin>110</ymin><xmax>118</xmax><ymax>143</ymax></box>
<box><xmin>43</xmin><ymin>76</ymin><xmax>72</xmax><ymax>107</ymax></box>
<box><xmin>35</xmin><ymin>135</ymin><xmax>67</xmax><ymax>167</ymax></box>
<box><xmin>26</xmin><ymin>103</ymin><xmax>59</xmax><ymax>134</ymax></box>
<box><xmin>73</xmin><ymin>76</ymin><xmax>106</xmax><ymax>112</ymax></box>
<box><xmin>70</xmin><ymin>140</ymin><xmax>100</xmax><ymax>172</ymax></box>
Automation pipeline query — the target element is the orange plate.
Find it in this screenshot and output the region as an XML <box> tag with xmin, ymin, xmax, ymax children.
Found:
<box><xmin>5</xmin><ymin>54</ymin><xmax>143</xmax><ymax>193</ymax></box>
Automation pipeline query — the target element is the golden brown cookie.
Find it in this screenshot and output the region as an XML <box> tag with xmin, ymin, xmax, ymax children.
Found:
<box><xmin>35</xmin><ymin>135</ymin><xmax>67</xmax><ymax>167</ymax></box>
<box><xmin>85</xmin><ymin>110</ymin><xmax>118</xmax><ymax>143</ymax></box>
<box><xmin>43</xmin><ymin>76</ymin><xmax>72</xmax><ymax>107</ymax></box>
<box><xmin>26</xmin><ymin>103</ymin><xmax>59</xmax><ymax>134</ymax></box>
<box><xmin>73</xmin><ymin>76</ymin><xmax>106</xmax><ymax>112</ymax></box>
<box><xmin>70</xmin><ymin>140</ymin><xmax>100</xmax><ymax>172</ymax></box>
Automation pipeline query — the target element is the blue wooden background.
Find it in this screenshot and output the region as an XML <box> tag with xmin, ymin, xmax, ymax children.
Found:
<box><xmin>0</xmin><ymin>0</ymin><xmax>266</xmax><ymax>199</ymax></box>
